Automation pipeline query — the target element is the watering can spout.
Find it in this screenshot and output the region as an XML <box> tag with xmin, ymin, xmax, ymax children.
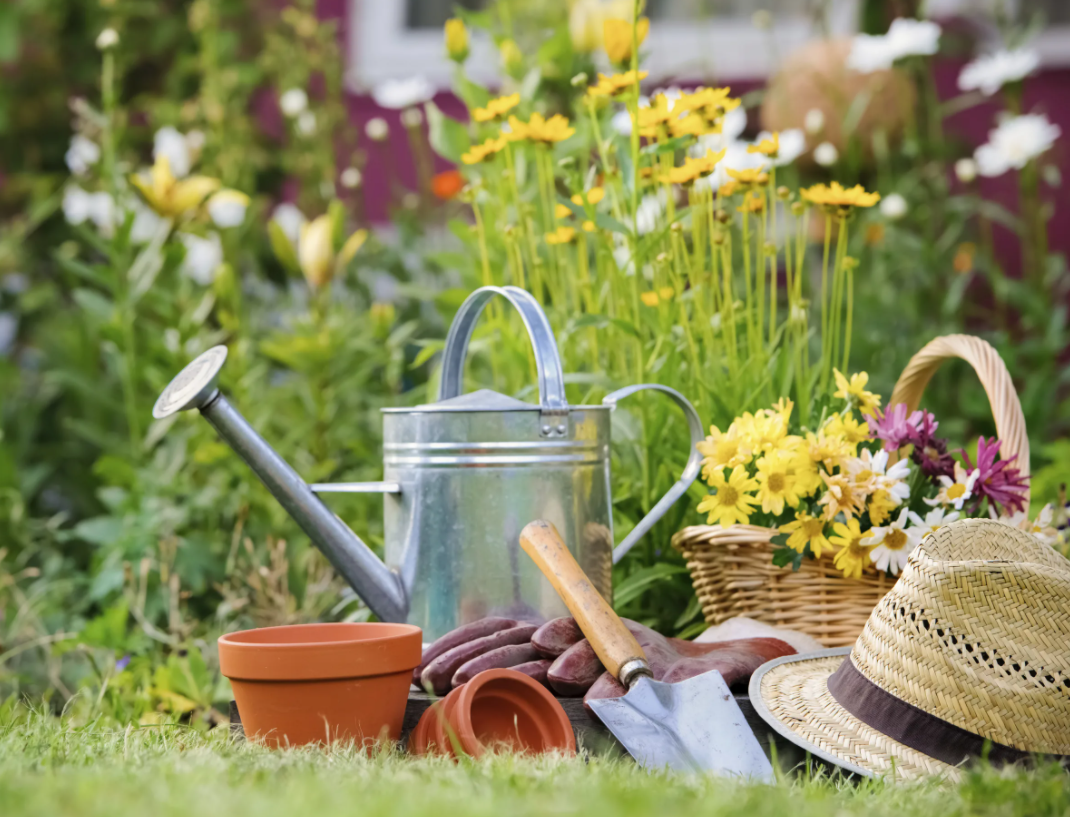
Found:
<box><xmin>152</xmin><ymin>346</ymin><xmax>408</xmax><ymax>623</ymax></box>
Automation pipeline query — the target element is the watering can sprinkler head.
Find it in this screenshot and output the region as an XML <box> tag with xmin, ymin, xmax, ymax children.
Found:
<box><xmin>153</xmin><ymin>345</ymin><xmax>229</xmax><ymax>419</ymax></box>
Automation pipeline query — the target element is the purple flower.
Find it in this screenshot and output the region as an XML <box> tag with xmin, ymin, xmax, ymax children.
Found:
<box><xmin>910</xmin><ymin>409</ymin><xmax>955</xmax><ymax>479</ymax></box>
<box><xmin>960</xmin><ymin>436</ymin><xmax>1030</xmax><ymax>514</ymax></box>
<box><xmin>115</xmin><ymin>654</ymin><xmax>131</xmax><ymax>671</ymax></box>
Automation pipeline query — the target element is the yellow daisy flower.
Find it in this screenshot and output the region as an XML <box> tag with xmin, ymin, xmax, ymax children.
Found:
<box><xmin>818</xmin><ymin>470</ymin><xmax>867</xmax><ymax>520</ymax></box>
<box><xmin>472</xmin><ymin>93</ymin><xmax>520</xmax><ymax>123</ymax></box>
<box><xmin>801</xmin><ymin>181</ymin><xmax>881</xmax><ymax>209</ymax></box>
<box><xmin>867</xmin><ymin>488</ymin><xmax>898</xmax><ymax>526</ymax></box>
<box><xmin>754</xmin><ymin>451</ymin><xmax>802</xmax><ymax>515</ymax></box>
<box><xmin>507</xmin><ymin>113</ymin><xmax>575</xmax><ymax>144</ymax></box>
<box><xmin>637</xmin><ymin>94</ymin><xmax>676</xmax><ymax>137</ymax></box>
<box><xmin>640</xmin><ymin>291</ymin><xmax>660</xmax><ymax>307</ymax></box>
<box><xmin>583</xmin><ymin>220</ymin><xmax>596</xmax><ymax>232</ymax></box>
<box><xmin>833</xmin><ymin>369</ymin><xmax>881</xmax><ymax>416</ymax></box>
<box><xmin>830</xmin><ymin>518</ymin><xmax>876</xmax><ymax>579</ymax></box>
<box><xmin>696</xmin><ymin>466</ymin><xmax>760</xmax><ymax>528</ymax></box>
<box><xmin>603</xmin><ymin>16</ymin><xmax>649</xmax><ymax>65</ymax></box>
<box><xmin>726</xmin><ymin>167</ymin><xmax>769</xmax><ymax>187</ymax></box>
<box><xmin>780</xmin><ymin>511</ymin><xmax>832</xmax><ymax>558</ymax></box>
<box><xmin>718</xmin><ymin>180</ymin><xmax>741</xmax><ymax>198</ymax></box>
<box><xmin>658</xmin><ymin>149</ymin><xmax>726</xmax><ymax>186</ymax></box>
<box><xmin>737</xmin><ymin>191</ymin><xmax>765</xmax><ymax>213</ymax></box>
<box><xmin>587</xmin><ymin>70</ymin><xmax>650</xmax><ymax>98</ymax></box>
<box><xmin>571</xmin><ymin>187</ymin><xmax>605</xmax><ymax>207</ymax></box>
<box><xmin>747</xmin><ymin>132</ymin><xmax>780</xmax><ymax>157</ymax></box>
<box><xmin>555</xmin><ymin>203</ymin><xmax>573</xmax><ymax>219</ymax></box>
<box><xmin>803</xmin><ymin>430</ymin><xmax>851</xmax><ymax>471</ymax></box>
<box><xmin>697</xmin><ymin>425</ymin><xmax>752</xmax><ymax>478</ymax></box>
<box><xmin>461</xmin><ymin>136</ymin><xmax>507</xmax><ymax>165</ymax></box>
<box><xmin>669</xmin><ymin>112</ymin><xmax>709</xmax><ymax>138</ymax></box>
<box><xmin>824</xmin><ymin>413</ymin><xmax>871</xmax><ymax>446</ymax></box>
<box><xmin>787</xmin><ymin>441</ymin><xmax>824</xmax><ymax>496</ymax></box>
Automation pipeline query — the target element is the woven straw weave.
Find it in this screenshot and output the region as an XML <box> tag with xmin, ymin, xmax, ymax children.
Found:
<box><xmin>673</xmin><ymin>335</ymin><xmax>1029</xmax><ymax>647</ymax></box>
<box><xmin>852</xmin><ymin>519</ymin><xmax>1070</xmax><ymax>753</ymax></box>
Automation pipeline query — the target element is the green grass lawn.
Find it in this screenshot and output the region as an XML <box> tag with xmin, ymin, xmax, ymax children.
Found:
<box><xmin>1</xmin><ymin>710</ymin><xmax>1067</xmax><ymax>817</ymax></box>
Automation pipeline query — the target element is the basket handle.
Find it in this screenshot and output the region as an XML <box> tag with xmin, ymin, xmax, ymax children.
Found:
<box><xmin>888</xmin><ymin>334</ymin><xmax>1030</xmax><ymax>503</ymax></box>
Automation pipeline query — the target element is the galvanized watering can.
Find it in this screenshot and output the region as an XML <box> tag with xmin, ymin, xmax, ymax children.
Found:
<box><xmin>154</xmin><ymin>286</ymin><xmax>703</xmax><ymax>640</ymax></box>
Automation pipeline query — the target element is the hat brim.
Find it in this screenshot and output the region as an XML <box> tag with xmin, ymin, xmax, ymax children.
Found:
<box><xmin>749</xmin><ymin>649</ymin><xmax>958</xmax><ymax>781</ymax></box>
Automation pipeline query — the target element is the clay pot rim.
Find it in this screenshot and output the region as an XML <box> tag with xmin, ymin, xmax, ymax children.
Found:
<box><xmin>219</xmin><ymin>622</ymin><xmax>421</xmax><ymax>649</ymax></box>
<box><xmin>453</xmin><ymin>669</ymin><xmax>576</xmax><ymax>757</ymax></box>
<box><xmin>219</xmin><ymin>622</ymin><xmax>422</xmax><ymax>682</ymax></box>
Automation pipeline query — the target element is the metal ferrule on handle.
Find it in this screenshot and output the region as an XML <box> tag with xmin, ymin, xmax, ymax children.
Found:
<box><xmin>604</xmin><ymin>384</ymin><xmax>705</xmax><ymax>564</ymax></box>
<box><xmin>199</xmin><ymin>393</ymin><xmax>408</xmax><ymax>623</ymax></box>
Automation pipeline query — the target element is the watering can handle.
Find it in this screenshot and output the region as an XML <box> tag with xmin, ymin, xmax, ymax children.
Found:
<box><xmin>604</xmin><ymin>385</ymin><xmax>705</xmax><ymax>564</ymax></box>
<box><xmin>438</xmin><ymin>286</ymin><xmax>569</xmax><ymax>423</ymax></box>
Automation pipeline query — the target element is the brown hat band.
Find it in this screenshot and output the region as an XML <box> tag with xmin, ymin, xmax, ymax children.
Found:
<box><xmin>827</xmin><ymin>657</ymin><xmax>1068</xmax><ymax>768</ymax></box>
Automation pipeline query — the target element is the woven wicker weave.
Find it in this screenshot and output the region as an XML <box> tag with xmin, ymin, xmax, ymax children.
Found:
<box><xmin>673</xmin><ymin>335</ymin><xmax>1030</xmax><ymax>648</ymax></box>
<box><xmin>753</xmin><ymin>519</ymin><xmax>1070</xmax><ymax>779</ymax></box>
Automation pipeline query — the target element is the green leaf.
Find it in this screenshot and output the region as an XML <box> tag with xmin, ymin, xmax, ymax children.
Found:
<box><xmin>268</xmin><ymin>221</ymin><xmax>300</xmax><ymax>274</ymax></box>
<box><xmin>613</xmin><ymin>563</ymin><xmax>688</xmax><ymax>610</ymax></box>
<box><xmin>771</xmin><ymin>546</ymin><xmax>803</xmax><ymax>571</ymax></box>
<box><xmin>80</xmin><ymin>600</ymin><xmax>130</xmax><ymax>652</ymax></box>
<box><xmin>640</xmin><ymin>135</ymin><xmax>693</xmax><ymax>156</ymax></box>
<box><xmin>425</xmin><ymin>101</ymin><xmax>470</xmax><ymax>164</ymax></box>
<box><xmin>411</xmin><ymin>340</ymin><xmax>444</xmax><ymax>369</ymax></box>
<box><xmin>0</xmin><ymin>4</ymin><xmax>19</xmax><ymax>64</ymax></box>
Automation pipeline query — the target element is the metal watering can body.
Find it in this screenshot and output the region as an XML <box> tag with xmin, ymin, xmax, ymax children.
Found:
<box><xmin>154</xmin><ymin>286</ymin><xmax>703</xmax><ymax>641</ymax></box>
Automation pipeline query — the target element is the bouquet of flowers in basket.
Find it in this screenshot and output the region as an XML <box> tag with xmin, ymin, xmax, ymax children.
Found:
<box><xmin>696</xmin><ymin>369</ymin><xmax>1057</xmax><ymax>579</ymax></box>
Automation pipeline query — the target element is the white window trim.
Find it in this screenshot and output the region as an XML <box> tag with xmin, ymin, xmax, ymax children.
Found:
<box><xmin>346</xmin><ymin>1</ymin><xmax>1070</xmax><ymax>93</ymax></box>
<box><xmin>347</xmin><ymin>0</ymin><xmax>858</xmax><ymax>93</ymax></box>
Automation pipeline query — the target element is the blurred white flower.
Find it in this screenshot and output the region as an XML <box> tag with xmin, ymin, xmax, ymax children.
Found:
<box><xmin>296</xmin><ymin>111</ymin><xmax>317</xmax><ymax>136</ymax></box>
<box><xmin>804</xmin><ymin>108</ymin><xmax>825</xmax><ymax>135</ymax></box>
<box><xmin>271</xmin><ymin>203</ymin><xmax>306</xmax><ymax>246</ymax></box>
<box><xmin>179</xmin><ymin>232</ymin><xmax>223</xmax><ymax>285</ymax></box>
<box><xmin>710</xmin><ymin>312</ymin><xmax>723</xmax><ymax>333</ymax></box>
<box><xmin>974</xmin><ymin>113</ymin><xmax>1060</xmax><ymax>177</ymax></box>
<box><xmin>207</xmin><ymin>190</ymin><xmax>250</xmax><ymax>228</ymax></box>
<box><xmin>611</xmin><ymin>109</ymin><xmax>633</xmax><ymax>136</ymax></box>
<box><xmin>279</xmin><ymin>88</ymin><xmax>308</xmax><ymax>118</ymax></box>
<box><xmin>954</xmin><ymin>157</ymin><xmax>978</xmax><ymax>183</ymax></box>
<box><xmin>62</xmin><ymin>186</ymin><xmax>116</xmax><ymax>236</ymax></box>
<box><xmin>880</xmin><ymin>192</ymin><xmax>907</xmax><ymax>220</ymax></box>
<box><xmin>372</xmin><ymin>76</ymin><xmax>434</xmax><ymax>110</ymax></box>
<box><xmin>814</xmin><ymin>141</ymin><xmax>839</xmax><ymax>166</ymax></box>
<box><xmin>847</xmin><ymin>18</ymin><xmax>941</xmax><ymax>73</ymax></box>
<box><xmin>635</xmin><ymin>192</ymin><xmax>665</xmax><ymax>235</ymax></box>
<box><xmin>0</xmin><ymin>312</ymin><xmax>16</xmax><ymax>356</ymax></box>
<box><xmin>365</xmin><ymin>117</ymin><xmax>390</xmax><ymax>142</ymax></box>
<box><xmin>154</xmin><ymin>126</ymin><xmax>192</xmax><ymax>179</ymax></box>
<box><xmin>340</xmin><ymin>167</ymin><xmax>363</xmax><ymax>189</ymax></box>
<box><xmin>65</xmin><ymin>135</ymin><xmax>100</xmax><ymax>176</ymax></box>
<box><xmin>129</xmin><ymin>200</ymin><xmax>167</xmax><ymax>244</ymax></box>
<box><xmin>96</xmin><ymin>28</ymin><xmax>119</xmax><ymax>50</ymax></box>
<box><xmin>400</xmin><ymin>107</ymin><xmax>424</xmax><ymax>129</ymax></box>
<box><xmin>958</xmin><ymin>48</ymin><xmax>1039</xmax><ymax>96</ymax></box>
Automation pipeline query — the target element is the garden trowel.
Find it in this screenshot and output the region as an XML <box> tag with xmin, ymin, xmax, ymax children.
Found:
<box><xmin>519</xmin><ymin>520</ymin><xmax>774</xmax><ymax>781</ymax></box>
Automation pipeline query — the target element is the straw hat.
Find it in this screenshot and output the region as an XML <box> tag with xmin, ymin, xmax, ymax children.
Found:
<box><xmin>749</xmin><ymin>518</ymin><xmax>1070</xmax><ymax>779</ymax></box>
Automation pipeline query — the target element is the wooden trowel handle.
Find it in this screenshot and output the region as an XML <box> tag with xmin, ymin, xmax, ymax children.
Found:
<box><xmin>520</xmin><ymin>520</ymin><xmax>651</xmax><ymax>687</ymax></box>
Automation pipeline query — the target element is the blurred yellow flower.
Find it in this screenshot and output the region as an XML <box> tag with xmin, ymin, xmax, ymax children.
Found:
<box><xmin>669</xmin><ymin>112</ymin><xmax>708</xmax><ymax>138</ymax></box>
<box><xmin>697</xmin><ymin>466</ymin><xmax>760</xmax><ymax>528</ymax></box>
<box><xmin>737</xmin><ymin>191</ymin><xmax>765</xmax><ymax>213</ymax></box>
<box><xmin>640</xmin><ymin>290</ymin><xmax>659</xmax><ymax>307</ymax></box>
<box><xmin>545</xmin><ymin>226</ymin><xmax>577</xmax><ymax>245</ymax></box>
<box><xmin>499</xmin><ymin>38</ymin><xmax>523</xmax><ymax>73</ymax></box>
<box><xmin>824</xmin><ymin>413</ymin><xmax>871</xmax><ymax>445</ymax></box>
<box><xmin>130</xmin><ymin>155</ymin><xmax>220</xmax><ymax>218</ymax></box>
<box><xmin>830</xmin><ymin>518</ymin><xmax>875</xmax><ymax>579</ymax></box>
<box><xmin>676</xmin><ymin>86</ymin><xmax>739</xmax><ymax>120</ymax></box>
<box><xmin>658</xmin><ymin>285</ymin><xmax>673</xmax><ymax>299</ymax></box>
<box><xmin>747</xmin><ymin>132</ymin><xmax>779</xmax><ymax>157</ymax></box>
<box><xmin>833</xmin><ymin>369</ymin><xmax>881</xmax><ymax>416</ymax></box>
<box><xmin>802</xmin><ymin>181</ymin><xmax>881</xmax><ymax>209</ymax></box>
<box><xmin>508</xmin><ymin>113</ymin><xmax>575</xmax><ymax>144</ymax></box>
<box><xmin>555</xmin><ymin>203</ymin><xmax>573</xmax><ymax>219</ymax></box>
<box><xmin>444</xmin><ymin>18</ymin><xmax>469</xmax><ymax>62</ymax></box>
<box><xmin>298</xmin><ymin>216</ymin><xmax>366</xmax><ymax>289</ymax></box>
<box><xmin>803</xmin><ymin>431</ymin><xmax>851</xmax><ymax>472</ymax></box>
<box><xmin>697</xmin><ymin>425</ymin><xmax>751</xmax><ymax>477</ymax></box>
<box><xmin>571</xmin><ymin>187</ymin><xmax>605</xmax><ymax>206</ymax></box>
<box><xmin>727</xmin><ymin>167</ymin><xmax>769</xmax><ymax>187</ymax></box>
<box><xmin>867</xmin><ymin>488</ymin><xmax>898</xmax><ymax>525</ymax></box>
<box><xmin>780</xmin><ymin>511</ymin><xmax>832</xmax><ymax>558</ymax></box>
<box><xmin>472</xmin><ymin>93</ymin><xmax>520</xmax><ymax>123</ymax></box>
<box><xmin>461</xmin><ymin>136</ymin><xmax>507</xmax><ymax>165</ymax></box>
<box><xmin>569</xmin><ymin>0</ymin><xmax>635</xmax><ymax>53</ymax></box>
<box><xmin>637</xmin><ymin>94</ymin><xmax>675</xmax><ymax>136</ymax></box>
<box><xmin>603</xmin><ymin>16</ymin><xmax>649</xmax><ymax>65</ymax></box>
<box><xmin>659</xmin><ymin>149</ymin><xmax>726</xmax><ymax>186</ymax></box>
<box><xmin>587</xmin><ymin>70</ymin><xmax>648</xmax><ymax>98</ymax></box>
<box><xmin>582</xmin><ymin>220</ymin><xmax>596</xmax><ymax>232</ymax></box>
<box><xmin>718</xmin><ymin>181</ymin><xmax>741</xmax><ymax>198</ymax></box>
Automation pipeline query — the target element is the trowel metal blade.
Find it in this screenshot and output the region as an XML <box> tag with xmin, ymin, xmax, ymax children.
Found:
<box><xmin>588</xmin><ymin>671</ymin><xmax>774</xmax><ymax>781</ymax></box>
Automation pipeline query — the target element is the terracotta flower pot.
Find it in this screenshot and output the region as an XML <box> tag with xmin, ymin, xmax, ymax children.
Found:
<box><xmin>410</xmin><ymin>669</ymin><xmax>575</xmax><ymax>758</ymax></box>
<box><xmin>219</xmin><ymin>622</ymin><xmax>421</xmax><ymax>748</ymax></box>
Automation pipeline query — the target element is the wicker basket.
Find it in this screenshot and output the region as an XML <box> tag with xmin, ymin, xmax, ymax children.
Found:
<box><xmin>672</xmin><ymin>335</ymin><xmax>1031</xmax><ymax>648</ymax></box>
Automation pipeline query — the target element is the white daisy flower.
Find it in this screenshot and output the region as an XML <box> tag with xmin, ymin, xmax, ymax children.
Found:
<box><xmin>847</xmin><ymin>18</ymin><xmax>941</xmax><ymax>74</ymax></box>
<box><xmin>926</xmin><ymin>462</ymin><xmax>979</xmax><ymax>510</ymax></box>
<box><xmin>814</xmin><ymin>141</ymin><xmax>839</xmax><ymax>167</ymax></box>
<box><xmin>207</xmin><ymin>190</ymin><xmax>250</xmax><ymax>229</ymax></box>
<box><xmin>908</xmin><ymin>507</ymin><xmax>960</xmax><ymax>539</ymax></box>
<box><xmin>279</xmin><ymin>88</ymin><xmax>309</xmax><ymax>118</ymax></box>
<box><xmin>178</xmin><ymin>232</ymin><xmax>223</xmax><ymax>285</ymax></box>
<box><xmin>880</xmin><ymin>192</ymin><xmax>907</xmax><ymax>220</ymax></box>
<box><xmin>954</xmin><ymin>157</ymin><xmax>978</xmax><ymax>183</ymax></box>
<box><xmin>864</xmin><ymin>508</ymin><xmax>922</xmax><ymax>575</ymax></box>
<box><xmin>974</xmin><ymin>114</ymin><xmax>1061</xmax><ymax>177</ymax></box>
<box><xmin>153</xmin><ymin>126</ymin><xmax>193</xmax><ymax>179</ymax></box>
<box><xmin>372</xmin><ymin>76</ymin><xmax>434</xmax><ymax>110</ymax></box>
<box><xmin>65</xmin><ymin>135</ymin><xmax>101</xmax><ymax>176</ymax></box>
<box><xmin>958</xmin><ymin>48</ymin><xmax>1039</xmax><ymax>97</ymax></box>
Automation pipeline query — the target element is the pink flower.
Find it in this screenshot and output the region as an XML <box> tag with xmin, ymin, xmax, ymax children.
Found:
<box><xmin>960</xmin><ymin>436</ymin><xmax>1029</xmax><ymax>514</ymax></box>
<box><xmin>870</xmin><ymin>403</ymin><xmax>917</xmax><ymax>452</ymax></box>
<box><xmin>909</xmin><ymin>409</ymin><xmax>955</xmax><ymax>479</ymax></box>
